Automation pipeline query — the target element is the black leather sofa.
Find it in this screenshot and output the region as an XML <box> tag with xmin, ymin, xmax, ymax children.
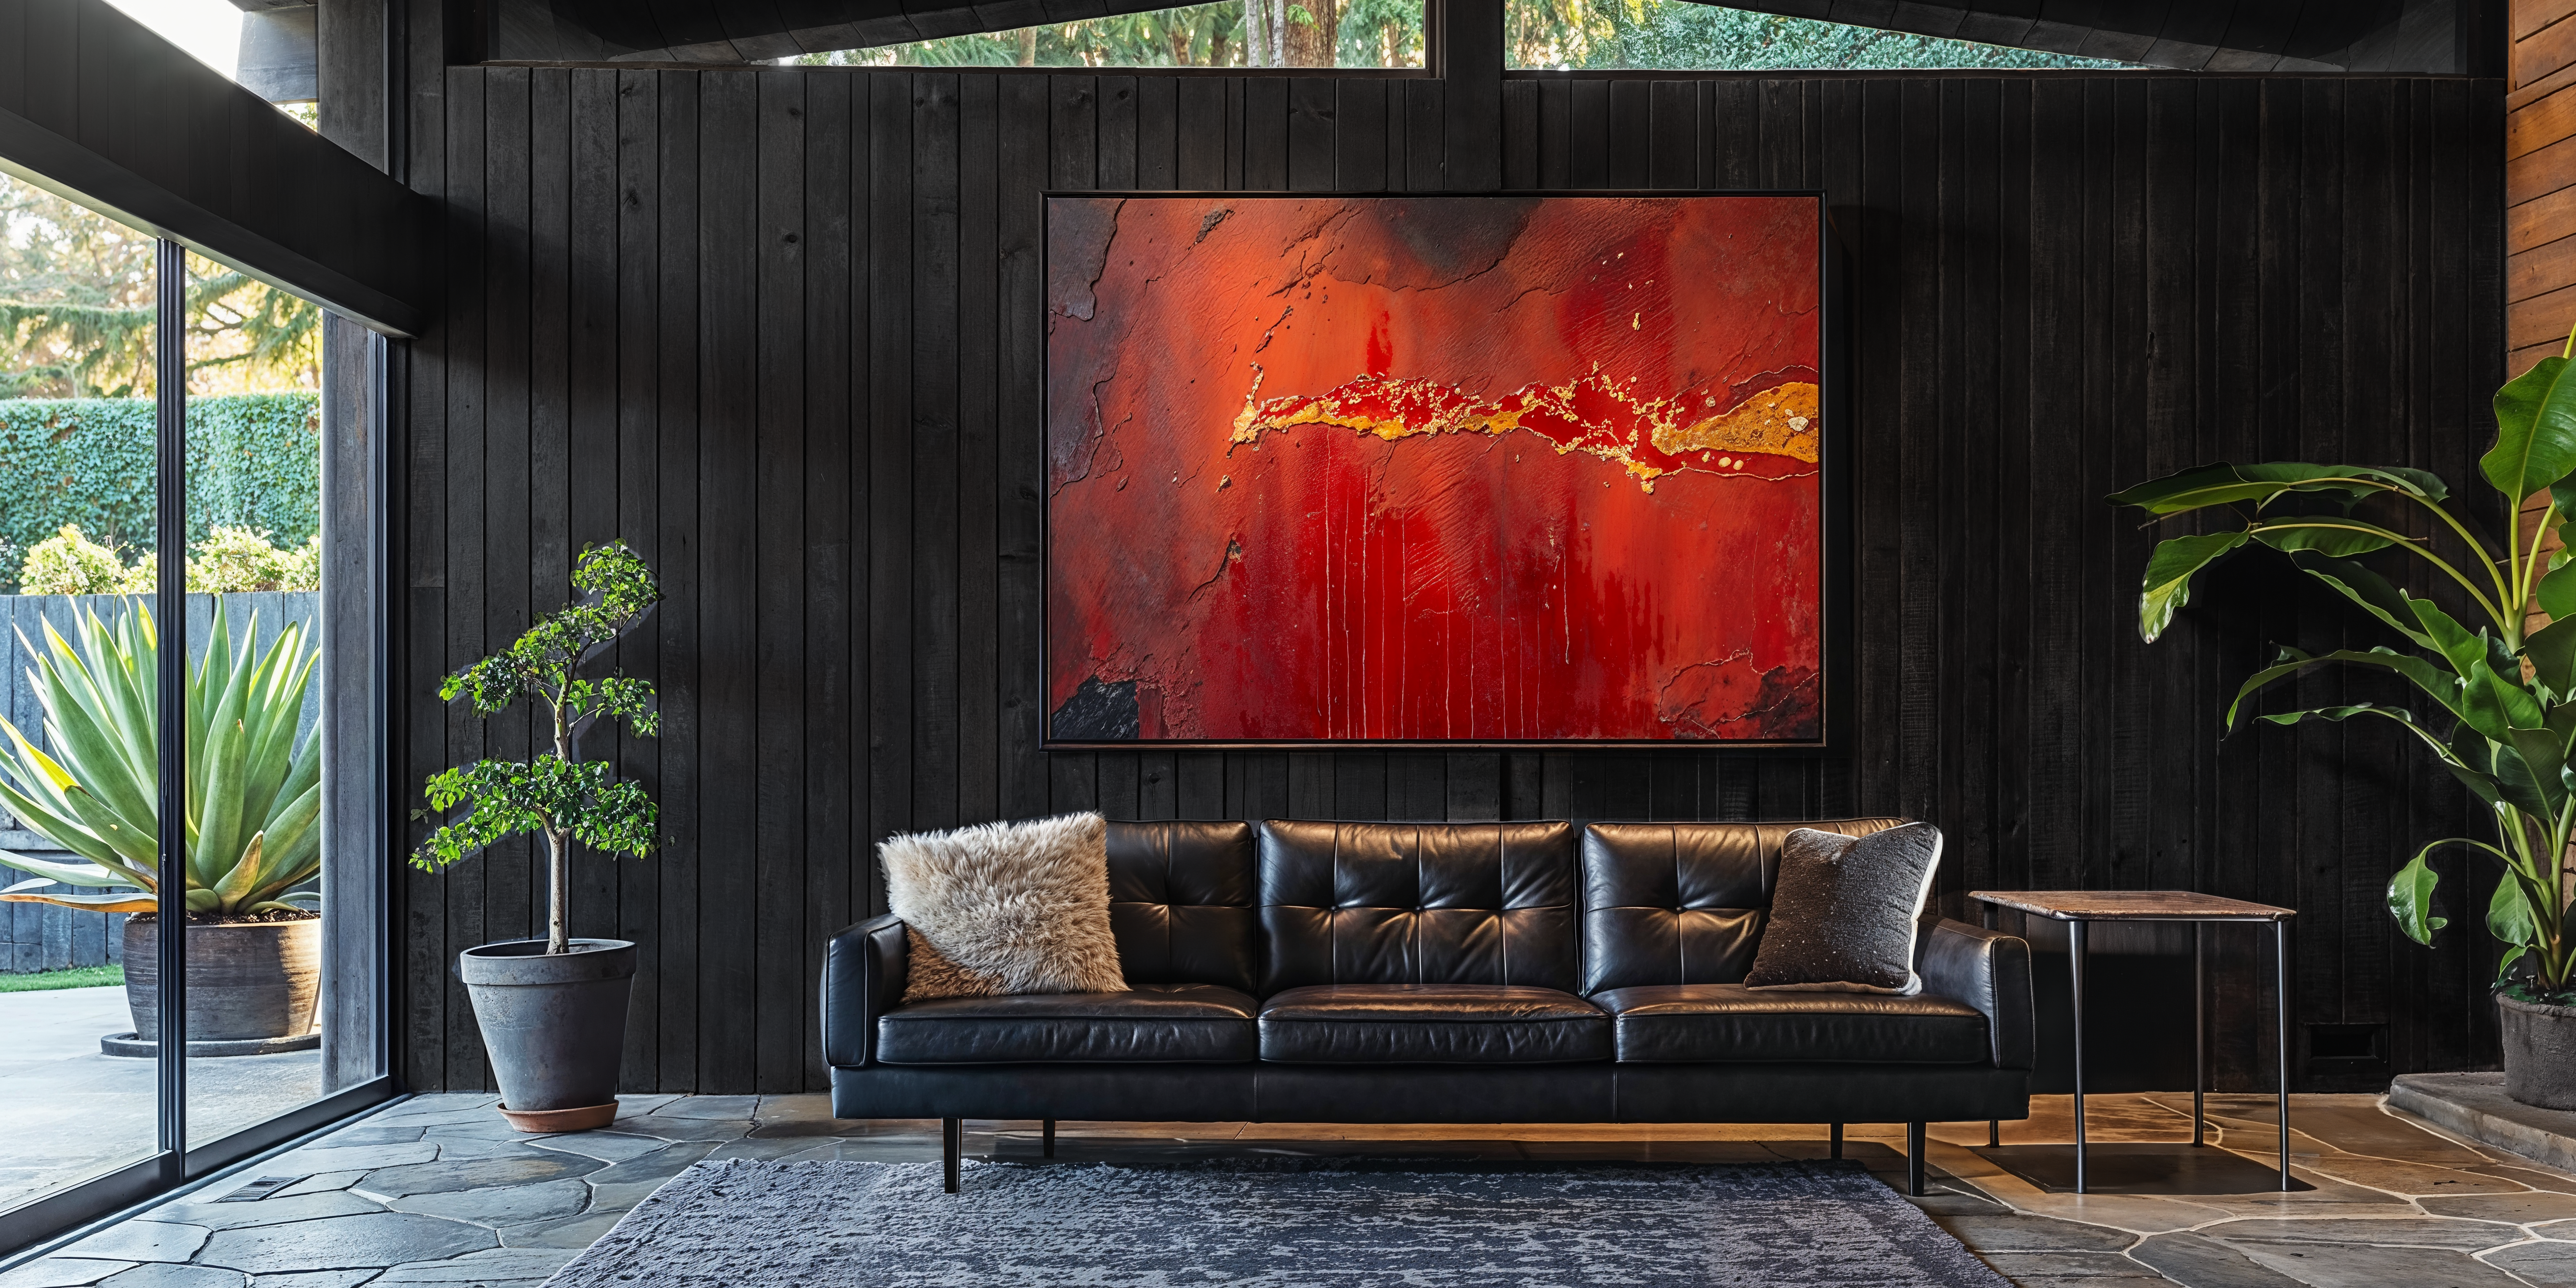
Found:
<box><xmin>824</xmin><ymin>817</ymin><xmax>2034</xmax><ymax>1193</ymax></box>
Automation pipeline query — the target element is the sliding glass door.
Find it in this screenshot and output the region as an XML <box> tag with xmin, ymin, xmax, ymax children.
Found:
<box><xmin>0</xmin><ymin>177</ymin><xmax>165</xmax><ymax>1225</ymax></box>
<box><xmin>0</xmin><ymin>177</ymin><xmax>388</xmax><ymax>1255</ymax></box>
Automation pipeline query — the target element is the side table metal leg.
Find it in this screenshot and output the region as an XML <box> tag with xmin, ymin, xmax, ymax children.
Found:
<box><xmin>2070</xmin><ymin>919</ymin><xmax>2089</xmax><ymax>1195</ymax></box>
<box><xmin>2194</xmin><ymin>922</ymin><xmax>2207</xmax><ymax>1147</ymax></box>
<box><xmin>1982</xmin><ymin>903</ymin><xmax>2000</xmax><ymax>1149</ymax></box>
<box><xmin>2275</xmin><ymin>920</ymin><xmax>2292</xmax><ymax>1192</ymax></box>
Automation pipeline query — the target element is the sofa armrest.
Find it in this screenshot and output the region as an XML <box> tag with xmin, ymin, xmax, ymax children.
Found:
<box><xmin>823</xmin><ymin>913</ymin><xmax>908</xmax><ymax>1068</ymax></box>
<box><xmin>1920</xmin><ymin>918</ymin><xmax>2033</xmax><ymax>1070</ymax></box>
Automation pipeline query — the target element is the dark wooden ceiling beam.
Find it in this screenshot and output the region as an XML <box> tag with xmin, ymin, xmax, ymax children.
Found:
<box><xmin>487</xmin><ymin>0</ymin><xmax>2487</xmax><ymax>74</ymax></box>
<box><xmin>0</xmin><ymin>0</ymin><xmax>428</xmax><ymax>335</ymax></box>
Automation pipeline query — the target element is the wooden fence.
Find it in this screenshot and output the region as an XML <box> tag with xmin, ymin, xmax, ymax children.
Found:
<box><xmin>0</xmin><ymin>591</ymin><xmax>320</xmax><ymax>973</ymax></box>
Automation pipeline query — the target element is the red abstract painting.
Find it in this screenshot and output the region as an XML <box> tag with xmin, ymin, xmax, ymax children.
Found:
<box><xmin>1046</xmin><ymin>195</ymin><xmax>1826</xmax><ymax>744</ymax></box>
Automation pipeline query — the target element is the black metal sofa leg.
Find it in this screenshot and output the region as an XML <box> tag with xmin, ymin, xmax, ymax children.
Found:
<box><xmin>943</xmin><ymin>1118</ymin><xmax>962</xmax><ymax>1193</ymax></box>
<box><xmin>1829</xmin><ymin>1122</ymin><xmax>1842</xmax><ymax>1160</ymax></box>
<box><xmin>1043</xmin><ymin>1119</ymin><xmax>1056</xmax><ymax>1158</ymax></box>
<box><xmin>1906</xmin><ymin>1122</ymin><xmax>1927</xmax><ymax>1196</ymax></box>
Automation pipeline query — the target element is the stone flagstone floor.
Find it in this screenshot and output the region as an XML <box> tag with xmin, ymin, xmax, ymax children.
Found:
<box><xmin>1</xmin><ymin>1090</ymin><xmax>2572</xmax><ymax>1285</ymax></box>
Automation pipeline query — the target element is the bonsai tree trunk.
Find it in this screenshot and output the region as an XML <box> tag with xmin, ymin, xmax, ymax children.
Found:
<box><xmin>545</xmin><ymin>825</ymin><xmax>570</xmax><ymax>955</ymax></box>
<box><xmin>546</xmin><ymin>700</ymin><xmax>575</xmax><ymax>954</ymax></box>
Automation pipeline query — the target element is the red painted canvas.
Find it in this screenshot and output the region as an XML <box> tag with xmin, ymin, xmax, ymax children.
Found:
<box><xmin>1046</xmin><ymin>194</ymin><xmax>1826</xmax><ymax>744</ymax></box>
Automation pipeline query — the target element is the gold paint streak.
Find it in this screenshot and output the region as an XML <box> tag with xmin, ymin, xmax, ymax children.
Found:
<box><xmin>1658</xmin><ymin>382</ymin><xmax>1819</xmax><ymax>464</ymax></box>
<box><xmin>1228</xmin><ymin>372</ymin><xmax>1822</xmax><ymax>485</ymax></box>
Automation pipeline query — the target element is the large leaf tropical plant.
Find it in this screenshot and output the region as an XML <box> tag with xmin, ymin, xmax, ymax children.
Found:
<box><xmin>0</xmin><ymin>601</ymin><xmax>321</xmax><ymax>916</ymax></box>
<box><xmin>2114</xmin><ymin>343</ymin><xmax>2576</xmax><ymax>999</ymax></box>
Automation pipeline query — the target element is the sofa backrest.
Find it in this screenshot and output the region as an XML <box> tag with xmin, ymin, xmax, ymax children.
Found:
<box><xmin>1579</xmin><ymin>818</ymin><xmax>1912</xmax><ymax>994</ymax></box>
<box><xmin>1105</xmin><ymin>820</ymin><xmax>1258</xmax><ymax>995</ymax></box>
<box><xmin>1254</xmin><ymin>820</ymin><xmax>1581</xmax><ymax>996</ymax></box>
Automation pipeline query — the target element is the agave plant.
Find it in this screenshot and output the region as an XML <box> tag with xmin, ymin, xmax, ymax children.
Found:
<box><xmin>2111</xmin><ymin>336</ymin><xmax>2576</xmax><ymax>1000</ymax></box>
<box><xmin>0</xmin><ymin>600</ymin><xmax>320</xmax><ymax>917</ymax></box>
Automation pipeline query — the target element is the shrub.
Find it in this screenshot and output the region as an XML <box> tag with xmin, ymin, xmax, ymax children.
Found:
<box><xmin>186</xmin><ymin>525</ymin><xmax>318</xmax><ymax>593</ymax></box>
<box><xmin>17</xmin><ymin>525</ymin><xmax>130</xmax><ymax>595</ymax></box>
<box><xmin>0</xmin><ymin>392</ymin><xmax>320</xmax><ymax>590</ymax></box>
<box><xmin>16</xmin><ymin>524</ymin><xmax>318</xmax><ymax>594</ymax></box>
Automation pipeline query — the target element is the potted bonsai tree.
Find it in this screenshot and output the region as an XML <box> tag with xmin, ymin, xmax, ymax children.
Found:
<box><xmin>0</xmin><ymin>602</ymin><xmax>324</xmax><ymax>1055</ymax></box>
<box><xmin>413</xmin><ymin>541</ymin><xmax>660</xmax><ymax>1132</ymax></box>
<box><xmin>2113</xmin><ymin>331</ymin><xmax>2576</xmax><ymax>1108</ymax></box>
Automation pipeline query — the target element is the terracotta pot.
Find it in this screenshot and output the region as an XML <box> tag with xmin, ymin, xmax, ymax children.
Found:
<box><xmin>2500</xmin><ymin>991</ymin><xmax>2576</xmax><ymax>1110</ymax></box>
<box><xmin>123</xmin><ymin>916</ymin><xmax>322</xmax><ymax>1043</ymax></box>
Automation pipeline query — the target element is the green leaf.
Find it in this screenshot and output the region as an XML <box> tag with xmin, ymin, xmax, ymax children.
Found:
<box><xmin>0</xmin><ymin>850</ymin><xmax>136</xmax><ymax>892</ymax></box>
<box><xmin>2491</xmin><ymin>743</ymin><xmax>2561</xmax><ymax>819</ymax></box>
<box><xmin>2290</xmin><ymin>553</ymin><xmax>2437</xmax><ymax>648</ymax></box>
<box><xmin>2140</xmin><ymin>531</ymin><xmax>2249</xmax><ymax>642</ymax></box>
<box><xmin>2409</xmin><ymin>601</ymin><xmax>2540</xmax><ymax>738</ymax></box>
<box><xmin>2543</xmin><ymin>563</ymin><xmax>2576</xmax><ymax>621</ymax></box>
<box><xmin>2226</xmin><ymin>645</ymin><xmax>2472</xmax><ymax>734</ymax></box>
<box><xmin>2507</xmin><ymin>728</ymin><xmax>2572</xmax><ymax>816</ymax></box>
<box><xmin>2250</xmin><ymin>523</ymin><xmax>2397</xmax><ymax>559</ymax></box>
<box><xmin>2491</xmin><ymin>876</ymin><xmax>2541</xmax><ymax>951</ymax></box>
<box><xmin>2530</xmin><ymin>615</ymin><xmax>2576</xmax><ymax>700</ymax></box>
<box><xmin>2109</xmin><ymin>462</ymin><xmax>2445</xmax><ymax>515</ymax></box>
<box><xmin>2389</xmin><ymin>851</ymin><xmax>2451</xmax><ymax>946</ymax></box>
<box><xmin>2488</xmin><ymin>354</ymin><xmax>2576</xmax><ymax>500</ymax></box>
<box><xmin>0</xmin><ymin>889</ymin><xmax>158</xmax><ymax>912</ymax></box>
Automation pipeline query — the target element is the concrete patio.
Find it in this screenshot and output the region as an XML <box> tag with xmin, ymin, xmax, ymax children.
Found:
<box><xmin>0</xmin><ymin>987</ymin><xmax>321</xmax><ymax>1216</ymax></box>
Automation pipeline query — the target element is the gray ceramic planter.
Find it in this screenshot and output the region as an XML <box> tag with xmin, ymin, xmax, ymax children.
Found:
<box><xmin>2500</xmin><ymin>991</ymin><xmax>2576</xmax><ymax>1110</ymax></box>
<box><xmin>460</xmin><ymin>938</ymin><xmax>636</xmax><ymax>1129</ymax></box>
<box><xmin>120</xmin><ymin>915</ymin><xmax>321</xmax><ymax>1050</ymax></box>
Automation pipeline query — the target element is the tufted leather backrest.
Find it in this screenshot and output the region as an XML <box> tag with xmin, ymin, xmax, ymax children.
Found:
<box><xmin>1255</xmin><ymin>820</ymin><xmax>1581</xmax><ymax>996</ymax></box>
<box><xmin>1106</xmin><ymin>820</ymin><xmax>1258</xmax><ymax>994</ymax></box>
<box><xmin>1579</xmin><ymin>818</ymin><xmax>1912</xmax><ymax>994</ymax></box>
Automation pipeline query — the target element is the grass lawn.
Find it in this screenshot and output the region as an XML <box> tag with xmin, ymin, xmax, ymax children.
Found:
<box><xmin>0</xmin><ymin>964</ymin><xmax>123</xmax><ymax>993</ymax></box>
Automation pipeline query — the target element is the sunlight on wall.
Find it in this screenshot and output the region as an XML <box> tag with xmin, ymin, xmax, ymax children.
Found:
<box><xmin>100</xmin><ymin>0</ymin><xmax>242</xmax><ymax>80</ymax></box>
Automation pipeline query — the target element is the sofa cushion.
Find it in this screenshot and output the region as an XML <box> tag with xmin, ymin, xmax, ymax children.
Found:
<box><xmin>1579</xmin><ymin>819</ymin><xmax>1910</xmax><ymax>994</ymax></box>
<box><xmin>1108</xmin><ymin>820</ymin><xmax>1257</xmax><ymax>995</ymax></box>
<box><xmin>875</xmin><ymin>984</ymin><xmax>1257</xmax><ymax>1064</ymax></box>
<box><xmin>1746</xmin><ymin>824</ymin><xmax>1944</xmax><ymax>995</ymax></box>
<box><xmin>1592</xmin><ymin>984</ymin><xmax>1990</xmax><ymax>1064</ymax></box>
<box><xmin>1257</xmin><ymin>821</ymin><xmax>1580</xmax><ymax>995</ymax></box>
<box><xmin>1257</xmin><ymin>984</ymin><xmax>1609</xmax><ymax>1063</ymax></box>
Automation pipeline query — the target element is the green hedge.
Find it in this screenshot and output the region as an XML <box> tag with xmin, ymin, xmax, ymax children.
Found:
<box><xmin>0</xmin><ymin>393</ymin><xmax>320</xmax><ymax>590</ymax></box>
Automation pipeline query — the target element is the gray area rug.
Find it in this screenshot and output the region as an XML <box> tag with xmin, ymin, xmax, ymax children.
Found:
<box><xmin>542</xmin><ymin>1156</ymin><xmax>2011</xmax><ymax>1287</ymax></box>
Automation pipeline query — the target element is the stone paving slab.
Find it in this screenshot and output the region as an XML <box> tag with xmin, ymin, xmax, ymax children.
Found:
<box><xmin>16</xmin><ymin>1089</ymin><xmax>2576</xmax><ymax>1286</ymax></box>
<box><xmin>2391</xmin><ymin>1071</ymin><xmax>2576</xmax><ymax>1176</ymax></box>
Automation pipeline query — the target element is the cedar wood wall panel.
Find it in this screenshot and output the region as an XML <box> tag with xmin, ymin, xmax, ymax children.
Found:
<box><xmin>398</xmin><ymin>64</ymin><xmax>2508</xmax><ymax>1096</ymax></box>
<box><xmin>2515</xmin><ymin>0</ymin><xmax>2576</xmax><ymax>372</ymax></box>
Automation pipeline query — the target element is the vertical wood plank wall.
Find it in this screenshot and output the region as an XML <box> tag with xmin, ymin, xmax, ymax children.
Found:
<box><xmin>394</xmin><ymin>65</ymin><xmax>2507</xmax><ymax>1096</ymax></box>
<box><xmin>2514</xmin><ymin>0</ymin><xmax>2576</xmax><ymax>374</ymax></box>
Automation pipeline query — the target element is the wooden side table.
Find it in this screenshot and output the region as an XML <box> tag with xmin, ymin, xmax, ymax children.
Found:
<box><xmin>1969</xmin><ymin>890</ymin><xmax>2297</xmax><ymax>1194</ymax></box>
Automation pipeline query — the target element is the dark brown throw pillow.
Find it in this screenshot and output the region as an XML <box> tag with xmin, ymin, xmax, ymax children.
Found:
<box><xmin>1745</xmin><ymin>823</ymin><xmax>1944</xmax><ymax>995</ymax></box>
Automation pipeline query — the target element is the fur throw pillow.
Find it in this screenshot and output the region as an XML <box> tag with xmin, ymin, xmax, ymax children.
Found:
<box><xmin>880</xmin><ymin>812</ymin><xmax>1126</xmax><ymax>1002</ymax></box>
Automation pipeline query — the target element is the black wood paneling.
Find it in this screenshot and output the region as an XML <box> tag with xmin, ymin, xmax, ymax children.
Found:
<box><xmin>398</xmin><ymin>66</ymin><xmax>2507</xmax><ymax>1096</ymax></box>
